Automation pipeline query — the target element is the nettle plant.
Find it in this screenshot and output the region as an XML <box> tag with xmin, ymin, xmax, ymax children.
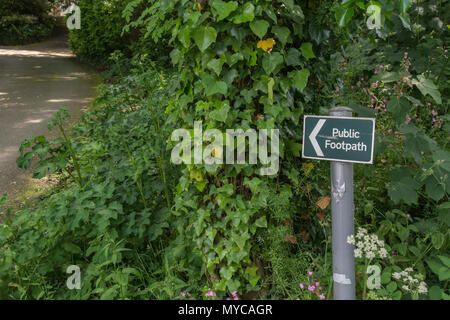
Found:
<box><xmin>124</xmin><ymin>0</ymin><xmax>323</xmax><ymax>296</ymax></box>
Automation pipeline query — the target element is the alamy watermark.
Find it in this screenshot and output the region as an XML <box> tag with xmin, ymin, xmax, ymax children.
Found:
<box><xmin>63</xmin><ymin>3</ymin><xmax>81</xmax><ymax>30</ymax></box>
<box><xmin>170</xmin><ymin>121</ymin><xmax>279</xmax><ymax>175</ymax></box>
<box><xmin>66</xmin><ymin>265</ymin><xmax>81</xmax><ymax>290</ymax></box>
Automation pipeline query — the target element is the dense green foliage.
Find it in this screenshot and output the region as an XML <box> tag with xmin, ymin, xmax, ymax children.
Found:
<box><xmin>0</xmin><ymin>0</ymin><xmax>55</xmax><ymax>45</ymax></box>
<box><xmin>67</xmin><ymin>0</ymin><xmax>132</xmax><ymax>65</ymax></box>
<box><xmin>0</xmin><ymin>0</ymin><xmax>449</xmax><ymax>300</ymax></box>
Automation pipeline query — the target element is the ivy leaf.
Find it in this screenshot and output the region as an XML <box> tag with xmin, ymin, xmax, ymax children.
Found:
<box><xmin>412</xmin><ymin>75</ymin><xmax>442</xmax><ymax>104</ymax></box>
<box><xmin>262</xmin><ymin>52</ymin><xmax>283</xmax><ymax>75</ymax></box>
<box><xmin>285</xmin><ymin>48</ymin><xmax>302</xmax><ymax>66</ymax></box>
<box><xmin>233</xmin><ymin>2</ymin><xmax>255</xmax><ymax>24</ymax></box>
<box><xmin>209</xmin><ymin>102</ymin><xmax>230</xmax><ymax>122</ymax></box>
<box><xmin>267</xmin><ymin>77</ymin><xmax>275</xmax><ymax>101</ymax></box>
<box><xmin>244</xmin><ymin>177</ymin><xmax>261</xmax><ymax>194</ymax></box>
<box><xmin>300</xmin><ymin>42</ymin><xmax>315</xmax><ymax>60</ymax></box>
<box><xmin>290</xmin><ymin>69</ymin><xmax>310</xmax><ymax>92</ymax></box>
<box><xmin>178</xmin><ymin>27</ymin><xmax>191</xmax><ymax>48</ymax></box>
<box><xmin>220</xmin><ymin>265</ymin><xmax>236</xmax><ymax>280</ymax></box>
<box><xmin>272</xmin><ymin>26</ymin><xmax>291</xmax><ymax>46</ymax></box>
<box><xmin>257</xmin><ymin>38</ymin><xmax>276</xmax><ymax>52</ymax></box>
<box><xmin>207</xmin><ymin>58</ymin><xmax>225</xmax><ymax>76</ymax></box>
<box><xmin>192</xmin><ymin>26</ymin><xmax>217</xmax><ymax>52</ymax></box>
<box><xmin>202</xmin><ymin>74</ymin><xmax>228</xmax><ymax>96</ymax></box>
<box><xmin>287</xmin><ymin>140</ymin><xmax>302</xmax><ymax>157</ymax></box>
<box><xmin>210</xmin><ymin>0</ymin><xmax>238</xmax><ymax>21</ymax></box>
<box><xmin>388</xmin><ymin>167</ymin><xmax>420</xmax><ymax>204</ymax></box>
<box><xmin>335</xmin><ymin>7</ymin><xmax>354</xmax><ymax>27</ymax></box>
<box><xmin>250</xmin><ymin>20</ymin><xmax>269</xmax><ymax>39</ymax></box>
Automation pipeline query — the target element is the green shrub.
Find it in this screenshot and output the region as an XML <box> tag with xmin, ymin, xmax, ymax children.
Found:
<box><xmin>0</xmin><ymin>0</ymin><xmax>55</xmax><ymax>45</ymax></box>
<box><xmin>0</xmin><ymin>57</ymin><xmax>199</xmax><ymax>299</ymax></box>
<box><xmin>67</xmin><ymin>0</ymin><xmax>130</xmax><ymax>65</ymax></box>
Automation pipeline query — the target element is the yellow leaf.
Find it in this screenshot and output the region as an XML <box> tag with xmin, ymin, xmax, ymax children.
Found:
<box><xmin>8</xmin><ymin>282</ymin><xmax>18</xmax><ymax>287</ymax></box>
<box><xmin>316</xmin><ymin>197</ymin><xmax>331</xmax><ymax>210</ymax></box>
<box><xmin>196</xmin><ymin>0</ymin><xmax>207</xmax><ymax>11</ymax></box>
<box><xmin>302</xmin><ymin>162</ymin><xmax>314</xmax><ymax>175</ymax></box>
<box><xmin>257</xmin><ymin>38</ymin><xmax>276</xmax><ymax>52</ymax></box>
<box><xmin>190</xmin><ymin>169</ymin><xmax>203</xmax><ymax>182</ymax></box>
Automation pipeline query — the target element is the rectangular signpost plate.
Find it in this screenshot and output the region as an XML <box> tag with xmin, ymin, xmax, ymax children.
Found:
<box><xmin>302</xmin><ymin>115</ymin><xmax>375</xmax><ymax>164</ymax></box>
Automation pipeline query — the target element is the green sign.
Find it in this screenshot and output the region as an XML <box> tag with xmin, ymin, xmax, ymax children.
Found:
<box><xmin>302</xmin><ymin>115</ymin><xmax>375</xmax><ymax>164</ymax></box>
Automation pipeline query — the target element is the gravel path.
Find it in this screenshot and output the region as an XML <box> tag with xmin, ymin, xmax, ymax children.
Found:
<box><xmin>0</xmin><ymin>28</ymin><xmax>100</xmax><ymax>199</ymax></box>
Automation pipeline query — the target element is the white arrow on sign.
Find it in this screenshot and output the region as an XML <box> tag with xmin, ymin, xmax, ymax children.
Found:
<box><xmin>309</xmin><ymin>119</ymin><xmax>326</xmax><ymax>157</ymax></box>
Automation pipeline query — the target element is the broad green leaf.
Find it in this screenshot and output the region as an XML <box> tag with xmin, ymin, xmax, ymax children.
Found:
<box><xmin>287</xmin><ymin>140</ymin><xmax>302</xmax><ymax>157</ymax></box>
<box><xmin>255</xmin><ymin>216</ymin><xmax>267</xmax><ymax>228</ymax></box>
<box><xmin>262</xmin><ymin>52</ymin><xmax>283</xmax><ymax>75</ymax></box>
<box><xmin>62</xmin><ymin>242</ymin><xmax>82</xmax><ymax>255</ymax></box>
<box><xmin>250</xmin><ymin>20</ymin><xmax>269</xmax><ymax>39</ymax></box>
<box><xmin>244</xmin><ymin>177</ymin><xmax>261</xmax><ymax>194</ymax></box>
<box><xmin>279</xmin><ymin>0</ymin><xmax>294</xmax><ymax>10</ymax></box>
<box><xmin>220</xmin><ymin>265</ymin><xmax>236</xmax><ymax>280</ymax></box>
<box><xmin>438</xmin><ymin>255</ymin><xmax>450</xmax><ymax>268</ymax></box>
<box><xmin>178</xmin><ymin>27</ymin><xmax>191</xmax><ymax>48</ymax></box>
<box><xmin>192</xmin><ymin>27</ymin><xmax>217</xmax><ymax>52</ymax></box>
<box><xmin>429</xmin><ymin>286</ymin><xmax>442</xmax><ymax>300</ymax></box>
<box><xmin>272</xmin><ymin>26</ymin><xmax>291</xmax><ymax>46</ymax></box>
<box><xmin>300</xmin><ymin>42</ymin><xmax>315</xmax><ymax>60</ymax></box>
<box><xmin>386</xmin><ymin>97</ymin><xmax>410</xmax><ymax>124</ymax></box>
<box><xmin>285</xmin><ymin>48</ymin><xmax>302</xmax><ymax>66</ymax></box>
<box><xmin>399</xmin><ymin>13</ymin><xmax>411</xmax><ymax>30</ymax></box>
<box><xmin>431</xmin><ymin>232</ymin><xmax>445</xmax><ymax>250</ymax></box>
<box><xmin>381</xmin><ymin>271</ymin><xmax>391</xmax><ymax>284</ymax></box>
<box><xmin>371</xmin><ymin>71</ymin><xmax>401</xmax><ymax>83</ymax></box>
<box><xmin>412</xmin><ymin>75</ymin><xmax>442</xmax><ymax>104</ymax></box>
<box><xmin>433</xmin><ymin>150</ymin><xmax>450</xmax><ymax>172</ymax></box>
<box><xmin>207</xmin><ymin>58</ymin><xmax>225</xmax><ymax>76</ymax></box>
<box><xmin>202</xmin><ymin>74</ymin><xmax>228</xmax><ymax>96</ymax></box>
<box><xmin>209</xmin><ymin>102</ymin><xmax>230</xmax><ymax>122</ymax></box>
<box><xmin>400</xmin><ymin>125</ymin><xmax>438</xmax><ymax>164</ymax></box>
<box><xmin>291</xmin><ymin>69</ymin><xmax>310</xmax><ymax>92</ymax></box>
<box><xmin>387</xmin><ymin>282</ymin><xmax>397</xmax><ymax>293</ymax></box>
<box><xmin>388</xmin><ymin>167</ymin><xmax>420</xmax><ymax>204</ymax></box>
<box><xmin>399</xmin><ymin>0</ymin><xmax>413</xmax><ymax>13</ymax></box>
<box><xmin>211</xmin><ymin>0</ymin><xmax>238</xmax><ymax>21</ymax></box>
<box><xmin>341</xmin><ymin>0</ymin><xmax>356</xmax><ymax>7</ymax></box>
<box><xmin>233</xmin><ymin>3</ymin><xmax>255</xmax><ymax>24</ymax></box>
<box><xmin>335</xmin><ymin>7</ymin><xmax>354</xmax><ymax>27</ymax></box>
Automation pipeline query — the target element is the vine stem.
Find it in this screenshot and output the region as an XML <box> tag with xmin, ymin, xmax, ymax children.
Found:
<box><xmin>125</xmin><ymin>144</ymin><xmax>148</xmax><ymax>208</ymax></box>
<box><xmin>362</xmin><ymin>259</ymin><xmax>369</xmax><ymax>300</ymax></box>
<box><xmin>58</xmin><ymin>122</ymin><xmax>83</xmax><ymax>187</ymax></box>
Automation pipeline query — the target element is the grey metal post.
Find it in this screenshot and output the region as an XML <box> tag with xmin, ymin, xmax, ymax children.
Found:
<box><xmin>329</xmin><ymin>107</ymin><xmax>355</xmax><ymax>300</ymax></box>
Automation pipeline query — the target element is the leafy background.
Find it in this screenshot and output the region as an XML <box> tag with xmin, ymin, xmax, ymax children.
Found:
<box><xmin>0</xmin><ymin>0</ymin><xmax>449</xmax><ymax>300</ymax></box>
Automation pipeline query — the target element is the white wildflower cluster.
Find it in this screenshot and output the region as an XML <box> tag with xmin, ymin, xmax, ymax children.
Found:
<box><xmin>367</xmin><ymin>291</ymin><xmax>391</xmax><ymax>300</ymax></box>
<box><xmin>392</xmin><ymin>268</ymin><xmax>428</xmax><ymax>294</ymax></box>
<box><xmin>347</xmin><ymin>227</ymin><xmax>388</xmax><ymax>260</ymax></box>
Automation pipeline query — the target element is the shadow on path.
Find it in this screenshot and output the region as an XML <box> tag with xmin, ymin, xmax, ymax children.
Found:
<box><xmin>0</xmin><ymin>27</ymin><xmax>100</xmax><ymax>199</ymax></box>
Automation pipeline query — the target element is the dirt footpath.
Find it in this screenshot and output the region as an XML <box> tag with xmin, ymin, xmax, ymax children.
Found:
<box><xmin>0</xmin><ymin>29</ymin><xmax>100</xmax><ymax>200</ymax></box>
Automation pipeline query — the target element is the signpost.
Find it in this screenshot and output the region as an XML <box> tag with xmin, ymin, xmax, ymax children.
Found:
<box><xmin>302</xmin><ymin>107</ymin><xmax>375</xmax><ymax>300</ymax></box>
